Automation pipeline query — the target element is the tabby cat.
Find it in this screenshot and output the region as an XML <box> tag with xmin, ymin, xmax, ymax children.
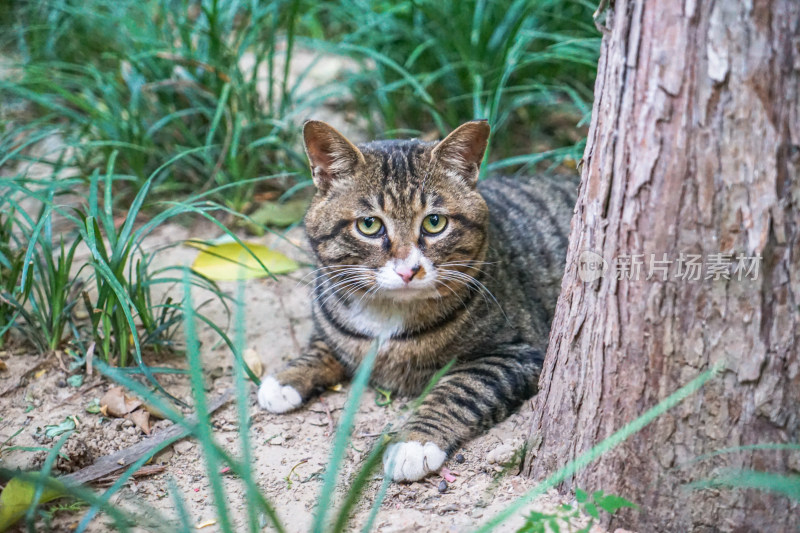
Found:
<box><xmin>257</xmin><ymin>120</ymin><xmax>576</xmax><ymax>482</ymax></box>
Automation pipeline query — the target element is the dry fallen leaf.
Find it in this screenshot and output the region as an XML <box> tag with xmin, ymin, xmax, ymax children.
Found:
<box><xmin>100</xmin><ymin>386</ymin><xmax>143</xmax><ymax>418</ymax></box>
<box><xmin>143</xmin><ymin>402</ymin><xmax>166</xmax><ymax>420</ymax></box>
<box><xmin>243</xmin><ymin>348</ymin><xmax>263</xmax><ymax>379</ymax></box>
<box><xmin>0</xmin><ymin>360</ymin><xmax>7</xmax><ymax>372</ymax></box>
<box><xmin>128</xmin><ymin>408</ymin><xmax>151</xmax><ymax>435</ymax></box>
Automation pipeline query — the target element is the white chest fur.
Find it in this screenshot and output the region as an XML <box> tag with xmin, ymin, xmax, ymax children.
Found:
<box><xmin>342</xmin><ymin>300</ymin><xmax>405</xmax><ymax>338</ymax></box>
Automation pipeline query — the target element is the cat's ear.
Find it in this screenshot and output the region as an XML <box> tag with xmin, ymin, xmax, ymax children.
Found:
<box><xmin>431</xmin><ymin>120</ymin><xmax>490</xmax><ymax>186</ymax></box>
<box><xmin>303</xmin><ymin>120</ymin><xmax>365</xmax><ymax>191</ymax></box>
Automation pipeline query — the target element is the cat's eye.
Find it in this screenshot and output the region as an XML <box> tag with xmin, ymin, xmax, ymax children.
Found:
<box><xmin>356</xmin><ymin>216</ymin><xmax>384</xmax><ymax>236</ymax></box>
<box><xmin>422</xmin><ymin>214</ymin><xmax>448</xmax><ymax>234</ymax></box>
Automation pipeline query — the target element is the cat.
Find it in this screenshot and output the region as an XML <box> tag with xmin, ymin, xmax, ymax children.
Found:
<box><xmin>257</xmin><ymin>119</ymin><xmax>576</xmax><ymax>482</ymax></box>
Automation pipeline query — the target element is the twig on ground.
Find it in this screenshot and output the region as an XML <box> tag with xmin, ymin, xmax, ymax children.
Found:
<box><xmin>63</xmin><ymin>388</ymin><xmax>232</xmax><ymax>485</ymax></box>
<box><xmin>93</xmin><ymin>464</ymin><xmax>167</xmax><ymax>487</ymax></box>
<box><xmin>320</xmin><ymin>398</ymin><xmax>335</xmax><ymax>435</ymax></box>
<box><xmin>54</xmin><ymin>351</ymin><xmax>68</xmax><ymax>373</ymax></box>
<box><xmin>85</xmin><ymin>342</ymin><xmax>95</xmax><ymax>376</ymax></box>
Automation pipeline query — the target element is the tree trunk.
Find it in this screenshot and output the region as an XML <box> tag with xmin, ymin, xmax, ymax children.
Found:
<box><xmin>524</xmin><ymin>1</ymin><xmax>800</xmax><ymax>531</ymax></box>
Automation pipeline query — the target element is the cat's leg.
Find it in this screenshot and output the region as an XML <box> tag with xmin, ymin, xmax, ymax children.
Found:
<box><xmin>384</xmin><ymin>345</ymin><xmax>543</xmax><ymax>482</ymax></box>
<box><xmin>258</xmin><ymin>338</ymin><xmax>347</xmax><ymax>413</ymax></box>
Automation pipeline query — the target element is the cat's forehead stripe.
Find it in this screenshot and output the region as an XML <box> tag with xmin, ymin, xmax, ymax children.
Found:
<box><xmin>390</xmin><ymin>151</ymin><xmax>407</xmax><ymax>178</ymax></box>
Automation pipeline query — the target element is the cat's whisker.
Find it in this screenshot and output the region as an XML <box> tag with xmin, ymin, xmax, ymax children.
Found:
<box><xmin>298</xmin><ymin>264</ymin><xmax>371</xmax><ymax>281</ymax></box>
<box><xmin>356</xmin><ymin>283</ymin><xmax>382</xmax><ymax>307</ymax></box>
<box><xmin>439</xmin><ymin>260</ymin><xmax>497</xmax><ymax>267</ymax></box>
<box><xmin>322</xmin><ymin>277</ymin><xmax>375</xmax><ymax>307</ymax></box>
<box><xmin>300</xmin><ymin>270</ymin><xmax>348</xmax><ymax>289</ymax></box>
<box><xmin>432</xmin><ymin>278</ymin><xmax>469</xmax><ymax>310</ymax></box>
<box><xmin>296</xmin><ymin>264</ymin><xmax>354</xmax><ymax>283</ymax></box>
<box><xmin>332</xmin><ymin>280</ymin><xmax>376</xmax><ymax>307</ymax></box>
<box><xmin>435</xmin><ymin>272</ymin><xmax>481</xmax><ymax>300</ymax></box>
<box><xmin>311</xmin><ymin>276</ymin><xmax>357</xmax><ymax>301</ymax></box>
<box><xmin>438</xmin><ymin>268</ymin><xmax>508</xmax><ymax>322</ymax></box>
<box><xmin>313</xmin><ymin>275</ymin><xmax>373</xmax><ymax>305</ymax></box>
<box><xmin>438</xmin><ymin>270</ymin><xmax>493</xmax><ymax>304</ymax></box>
<box><xmin>297</xmin><ymin>265</ymin><xmax>372</xmax><ymax>288</ymax></box>
<box><xmin>437</xmin><ymin>261</ymin><xmax>497</xmax><ymax>279</ymax></box>
<box><xmin>301</xmin><ymin>269</ymin><xmax>361</xmax><ymax>289</ymax></box>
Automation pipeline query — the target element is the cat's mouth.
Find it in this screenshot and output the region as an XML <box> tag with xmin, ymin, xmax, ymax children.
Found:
<box><xmin>376</xmin><ymin>283</ymin><xmax>439</xmax><ymax>301</ymax></box>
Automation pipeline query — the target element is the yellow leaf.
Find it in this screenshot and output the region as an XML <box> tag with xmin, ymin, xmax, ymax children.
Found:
<box><xmin>0</xmin><ymin>478</ymin><xmax>62</xmax><ymax>532</ymax></box>
<box><xmin>189</xmin><ymin>241</ymin><xmax>299</xmax><ymax>281</ymax></box>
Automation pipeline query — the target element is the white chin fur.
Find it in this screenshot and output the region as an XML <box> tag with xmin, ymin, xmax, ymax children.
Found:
<box><xmin>378</xmin><ymin>286</ymin><xmax>436</xmax><ymax>301</ymax></box>
<box><xmin>257</xmin><ymin>376</ymin><xmax>302</xmax><ymax>413</ymax></box>
<box><xmin>383</xmin><ymin>441</ymin><xmax>447</xmax><ymax>482</ymax></box>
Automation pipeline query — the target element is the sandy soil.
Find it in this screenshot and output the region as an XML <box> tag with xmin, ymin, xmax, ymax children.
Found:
<box><xmin>0</xmin><ymin>220</ymin><xmax>603</xmax><ymax>533</ymax></box>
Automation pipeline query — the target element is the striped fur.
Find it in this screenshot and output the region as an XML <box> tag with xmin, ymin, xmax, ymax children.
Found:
<box><xmin>263</xmin><ymin>120</ymin><xmax>577</xmax><ymax>479</ymax></box>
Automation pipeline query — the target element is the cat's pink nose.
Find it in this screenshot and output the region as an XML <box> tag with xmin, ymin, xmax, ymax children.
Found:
<box><xmin>395</xmin><ymin>265</ymin><xmax>421</xmax><ymax>284</ymax></box>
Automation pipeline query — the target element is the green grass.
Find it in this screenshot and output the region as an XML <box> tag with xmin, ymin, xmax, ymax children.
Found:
<box><xmin>1</xmin><ymin>0</ymin><xmax>598</xmax><ymax>211</ymax></box>
<box><xmin>2</xmin><ymin>0</ymin><xmax>318</xmax><ymax>211</ymax></box>
<box><xmin>313</xmin><ymin>0</ymin><xmax>598</xmax><ymax>160</ymax></box>
<box><xmin>0</xmin><ymin>141</ymin><xmax>292</xmax><ymax>404</ymax></box>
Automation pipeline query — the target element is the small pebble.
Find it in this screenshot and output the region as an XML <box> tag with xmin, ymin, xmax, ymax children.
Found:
<box><xmin>455</xmin><ymin>453</ymin><xmax>465</xmax><ymax>463</ymax></box>
<box><xmin>56</xmin><ymin>379</ymin><xmax>67</xmax><ymax>388</ymax></box>
<box><xmin>174</xmin><ymin>441</ymin><xmax>195</xmax><ymax>455</ymax></box>
<box><xmin>438</xmin><ymin>480</ymin><xmax>448</xmax><ymax>493</ymax></box>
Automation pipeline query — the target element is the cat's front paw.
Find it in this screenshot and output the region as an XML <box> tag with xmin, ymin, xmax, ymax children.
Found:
<box><xmin>257</xmin><ymin>376</ymin><xmax>303</xmax><ymax>413</ymax></box>
<box><xmin>383</xmin><ymin>441</ymin><xmax>447</xmax><ymax>482</ymax></box>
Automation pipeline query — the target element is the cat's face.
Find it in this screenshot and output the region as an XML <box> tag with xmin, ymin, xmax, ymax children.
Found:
<box><xmin>303</xmin><ymin>121</ymin><xmax>490</xmax><ymax>302</ymax></box>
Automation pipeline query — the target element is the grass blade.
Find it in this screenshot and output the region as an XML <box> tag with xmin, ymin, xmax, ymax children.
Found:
<box><xmin>181</xmin><ymin>270</ymin><xmax>233</xmax><ymax>533</ymax></box>
<box><xmin>311</xmin><ymin>337</ymin><xmax>383</xmax><ymax>533</ymax></box>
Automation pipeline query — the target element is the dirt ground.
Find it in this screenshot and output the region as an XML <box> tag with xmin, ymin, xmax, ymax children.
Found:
<box><xmin>0</xmin><ymin>219</ymin><xmax>606</xmax><ymax>533</ymax></box>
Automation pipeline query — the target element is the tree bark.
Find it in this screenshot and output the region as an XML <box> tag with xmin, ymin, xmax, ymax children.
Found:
<box><xmin>525</xmin><ymin>1</ymin><xmax>800</xmax><ymax>531</ymax></box>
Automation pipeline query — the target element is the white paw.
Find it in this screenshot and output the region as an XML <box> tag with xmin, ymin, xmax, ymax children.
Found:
<box><xmin>383</xmin><ymin>441</ymin><xmax>447</xmax><ymax>482</ymax></box>
<box><xmin>257</xmin><ymin>376</ymin><xmax>302</xmax><ymax>413</ymax></box>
